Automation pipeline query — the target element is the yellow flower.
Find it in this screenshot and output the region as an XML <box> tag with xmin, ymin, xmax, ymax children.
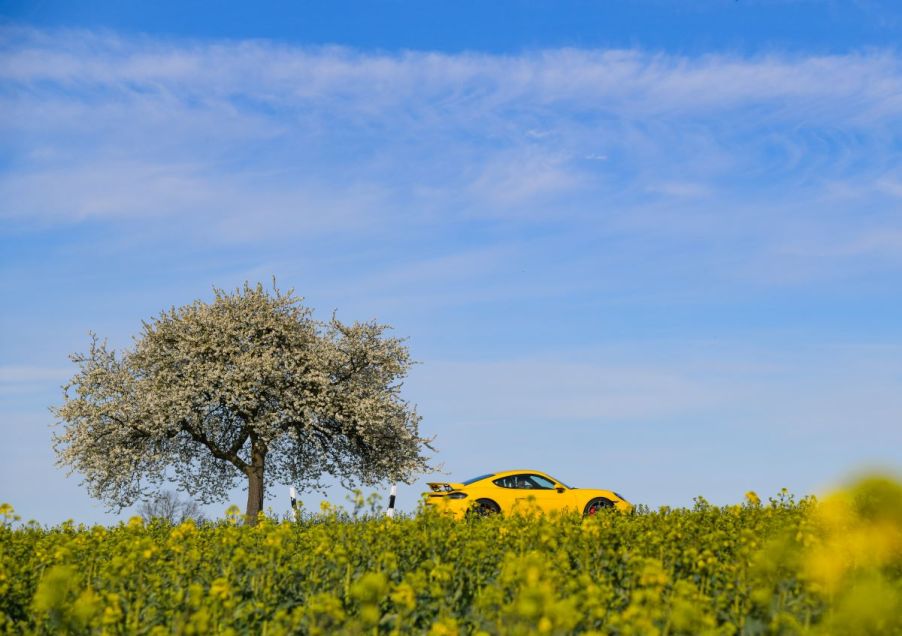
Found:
<box><xmin>209</xmin><ymin>577</ymin><xmax>231</xmax><ymax>601</ymax></box>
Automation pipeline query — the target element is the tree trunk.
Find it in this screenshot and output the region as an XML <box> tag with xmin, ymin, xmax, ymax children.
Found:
<box><xmin>245</xmin><ymin>435</ymin><xmax>267</xmax><ymax>525</ymax></box>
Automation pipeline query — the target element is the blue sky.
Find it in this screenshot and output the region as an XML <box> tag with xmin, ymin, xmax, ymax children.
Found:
<box><xmin>2</xmin><ymin>1</ymin><xmax>901</xmax><ymax>524</ymax></box>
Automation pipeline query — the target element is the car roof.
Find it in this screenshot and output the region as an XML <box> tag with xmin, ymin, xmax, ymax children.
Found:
<box><xmin>488</xmin><ymin>469</ymin><xmax>553</xmax><ymax>479</ymax></box>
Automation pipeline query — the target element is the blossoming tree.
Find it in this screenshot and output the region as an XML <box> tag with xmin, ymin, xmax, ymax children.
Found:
<box><xmin>52</xmin><ymin>282</ymin><xmax>431</xmax><ymax>522</ymax></box>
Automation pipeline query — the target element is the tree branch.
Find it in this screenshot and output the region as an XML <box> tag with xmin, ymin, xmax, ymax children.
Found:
<box><xmin>179</xmin><ymin>422</ymin><xmax>249</xmax><ymax>472</ymax></box>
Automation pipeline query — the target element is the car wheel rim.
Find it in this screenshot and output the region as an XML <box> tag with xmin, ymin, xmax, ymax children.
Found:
<box><xmin>587</xmin><ymin>499</ymin><xmax>610</xmax><ymax>516</ymax></box>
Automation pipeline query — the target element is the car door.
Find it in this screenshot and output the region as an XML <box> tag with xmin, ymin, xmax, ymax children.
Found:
<box><xmin>527</xmin><ymin>473</ymin><xmax>573</xmax><ymax>513</ymax></box>
<box><xmin>493</xmin><ymin>473</ymin><xmax>559</xmax><ymax>514</ymax></box>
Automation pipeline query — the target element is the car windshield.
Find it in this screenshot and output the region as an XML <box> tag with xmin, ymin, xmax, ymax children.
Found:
<box><xmin>462</xmin><ymin>473</ymin><xmax>494</xmax><ymax>485</ymax></box>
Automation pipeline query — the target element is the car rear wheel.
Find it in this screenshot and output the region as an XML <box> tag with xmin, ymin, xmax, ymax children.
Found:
<box><xmin>468</xmin><ymin>498</ymin><xmax>501</xmax><ymax>518</ymax></box>
<box><xmin>584</xmin><ymin>497</ymin><xmax>614</xmax><ymax>516</ymax></box>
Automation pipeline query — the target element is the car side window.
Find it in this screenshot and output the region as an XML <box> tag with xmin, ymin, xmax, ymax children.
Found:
<box><xmin>493</xmin><ymin>474</ymin><xmax>558</xmax><ymax>490</ymax></box>
<box><xmin>493</xmin><ymin>474</ymin><xmax>540</xmax><ymax>489</ymax></box>
<box><xmin>529</xmin><ymin>475</ymin><xmax>556</xmax><ymax>490</ymax></box>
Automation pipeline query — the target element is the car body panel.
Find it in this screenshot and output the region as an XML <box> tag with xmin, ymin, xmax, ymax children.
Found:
<box><xmin>423</xmin><ymin>469</ymin><xmax>631</xmax><ymax>518</ymax></box>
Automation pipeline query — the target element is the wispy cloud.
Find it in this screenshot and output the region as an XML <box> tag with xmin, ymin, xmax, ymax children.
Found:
<box><xmin>407</xmin><ymin>341</ymin><xmax>902</xmax><ymax>428</ymax></box>
<box><xmin>4</xmin><ymin>29</ymin><xmax>901</xmax><ymax>118</ymax></box>
<box><xmin>0</xmin><ymin>366</ymin><xmax>70</xmax><ymax>395</ymax></box>
<box><xmin>1</xmin><ymin>26</ymin><xmax>901</xmax><ymax>308</ymax></box>
<box><xmin>408</xmin><ymin>358</ymin><xmax>726</xmax><ymax>422</ymax></box>
<box><xmin>3</xmin><ymin>25</ymin><xmax>901</xmax><ymax>236</ymax></box>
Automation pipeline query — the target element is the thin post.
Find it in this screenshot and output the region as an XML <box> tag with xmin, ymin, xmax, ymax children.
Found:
<box><xmin>386</xmin><ymin>484</ymin><xmax>397</xmax><ymax>518</ymax></box>
<box><xmin>289</xmin><ymin>486</ymin><xmax>298</xmax><ymax>520</ymax></box>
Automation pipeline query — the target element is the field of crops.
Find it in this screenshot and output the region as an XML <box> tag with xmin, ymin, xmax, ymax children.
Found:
<box><xmin>1</xmin><ymin>476</ymin><xmax>899</xmax><ymax>635</ymax></box>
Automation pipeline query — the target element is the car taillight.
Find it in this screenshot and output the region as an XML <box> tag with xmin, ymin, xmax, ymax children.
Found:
<box><xmin>447</xmin><ymin>492</ymin><xmax>468</xmax><ymax>499</ymax></box>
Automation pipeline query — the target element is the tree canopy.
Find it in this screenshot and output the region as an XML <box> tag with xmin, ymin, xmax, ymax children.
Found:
<box><xmin>53</xmin><ymin>282</ymin><xmax>432</xmax><ymax>521</ymax></box>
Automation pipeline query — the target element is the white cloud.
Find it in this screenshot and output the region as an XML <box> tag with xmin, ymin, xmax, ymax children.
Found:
<box><xmin>0</xmin><ymin>366</ymin><xmax>70</xmax><ymax>383</ymax></box>
<box><xmin>0</xmin><ymin>366</ymin><xmax>70</xmax><ymax>395</ymax></box>
<box><xmin>876</xmin><ymin>177</ymin><xmax>902</xmax><ymax>198</ymax></box>
<box><xmin>2</xmin><ymin>25</ymin><xmax>902</xmax><ymax>285</ymax></box>
<box><xmin>646</xmin><ymin>181</ymin><xmax>712</xmax><ymax>198</ymax></box>
<box><xmin>5</xmin><ymin>32</ymin><xmax>901</xmax><ymax>125</ymax></box>
<box><xmin>406</xmin><ymin>343</ymin><xmax>902</xmax><ymax>438</ymax></box>
<box><xmin>466</xmin><ymin>151</ymin><xmax>585</xmax><ymax>209</ymax></box>
<box><xmin>409</xmin><ymin>359</ymin><xmax>726</xmax><ymax>422</ymax></box>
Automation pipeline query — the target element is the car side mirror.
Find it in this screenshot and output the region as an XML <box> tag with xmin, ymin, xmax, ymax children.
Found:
<box><xmin>556</xmin><ymin>487</ymin><xmax>565</xmax><ymax>493</ymax></box>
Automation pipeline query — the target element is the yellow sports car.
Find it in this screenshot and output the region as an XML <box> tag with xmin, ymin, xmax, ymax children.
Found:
<box><xmin>423</xmin><ymin>469</ymin><xmax>631</xmax><ymax>518</ymax></box>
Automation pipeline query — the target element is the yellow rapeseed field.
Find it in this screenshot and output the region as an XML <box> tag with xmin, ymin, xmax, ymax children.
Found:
<box><xmin>1</xmin><ymin>476</ymin><xmax>899</xmax><ymax>635</ymax></box>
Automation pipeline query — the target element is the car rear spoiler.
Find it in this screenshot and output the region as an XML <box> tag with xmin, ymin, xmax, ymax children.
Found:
<box><xmin>427</xmin><ymin>482</ymin><xmax>465</xmax><ymax>492</ymax></box>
